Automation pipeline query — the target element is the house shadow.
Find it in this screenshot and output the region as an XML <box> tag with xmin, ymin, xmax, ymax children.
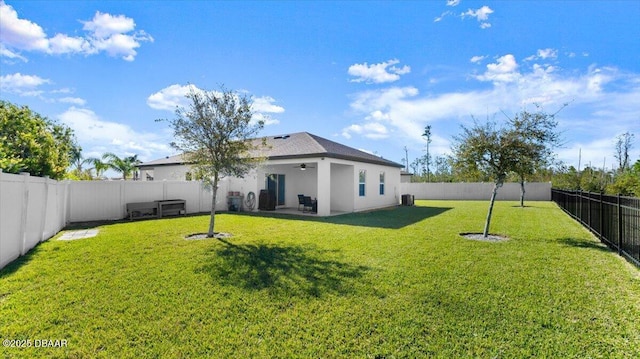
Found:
<box><xmin>233</xmin><ymin>205</ymin><xmax>452</xmax><ymax>229</ymax></box>
<box><xmin>196</xmin><ymin>238</ymin><xmax>371</xmax><ymax>298</ymax></box>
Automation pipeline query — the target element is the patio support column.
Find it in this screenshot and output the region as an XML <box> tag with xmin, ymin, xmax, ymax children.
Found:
<box><xmin>316</xmin><ymin>159</ymin><xmax>331</xmax><ymax>216</ymax></box>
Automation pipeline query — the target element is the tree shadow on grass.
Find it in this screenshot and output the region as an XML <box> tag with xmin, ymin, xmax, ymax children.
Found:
<box><xmin>557</xmin><ymin>237</ymin><xmax>612</xmax><ymax>253</ymax></box>
<box><xmin>196</xmin><ymin>238</ymin><xmax>371</xmax><ymax>298</ymax></box>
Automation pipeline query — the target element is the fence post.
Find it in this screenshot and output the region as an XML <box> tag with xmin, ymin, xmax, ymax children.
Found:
<box><xmin>599</xmin><ymin>192</ymin><xmax>603</xmax><ymax>240</ymax></box>
<box><xmin>20</xmin><ymin>172</ymin><xmax>30</xmax><ymax>256</ymax></box>
<box><xmin>39</xmin><ymin>176</ymin><xmax>50</xmax><ymax>242</ymax></box>
<box><xmin>617</xmin><ymin>194</ymin><xmax>623</xmax><ymax>255</ymax></box>
<box><xmin>578</xmin><ymin>190</ymin><xmax>582</xmax><ymax>224</ymax></box>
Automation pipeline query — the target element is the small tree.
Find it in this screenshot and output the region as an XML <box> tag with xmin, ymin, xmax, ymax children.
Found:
<box><xmin>507</xmin><ymin>109</ymin><xmax>562</xmax><ymax>207</ymax></box>
<box><xmin>163</xmin><ymin>86</ymin><xmax>265</xmax><ymax>237</ymax></box>
<box><xmin>452</xmin><ymin>119</ymin><xmax>521</xmax><ymax>238</ymax></box>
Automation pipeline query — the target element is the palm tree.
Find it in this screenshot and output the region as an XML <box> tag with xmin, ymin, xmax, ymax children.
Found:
<box><xmin>102</xmin><ymin>152</ymin><xmax>141</xmax><ymax>180</ymax></box>
<box><xmin>87</xmin><ymin>157</ymin><xmax>110</xmax><ymax>179</ymax></box>
<box><xmin>68</xmin><ymin>147</ymin><xmax>94</xmax><ymax>179</ymax></box>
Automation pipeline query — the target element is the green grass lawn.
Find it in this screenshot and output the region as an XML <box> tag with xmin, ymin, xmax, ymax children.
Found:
<box><xmin>1</xmin><ymin>201</ymin><xmax>639</xmax><ymax>358</ymax></box>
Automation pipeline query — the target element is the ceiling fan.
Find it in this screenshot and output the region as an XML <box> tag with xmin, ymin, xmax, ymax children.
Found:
<box><xmin>293</xmin><ymin>163</ymin><xmax>316</xmax><ymax>170</ymax></box>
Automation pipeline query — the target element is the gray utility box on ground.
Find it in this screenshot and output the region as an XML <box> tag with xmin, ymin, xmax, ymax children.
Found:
<box><xmin>401</xmin><ymin>194</ymin><xmax>414</xmax><ymax>206</ymax></box>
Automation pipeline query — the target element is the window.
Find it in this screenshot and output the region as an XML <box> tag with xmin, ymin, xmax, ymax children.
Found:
<box><xmin>379</xmin><ymin>172</ymin><xmax>385</xmax><ymax>195</ymax></box>
<box><xmin>359</xmin><ymin>170</ymin><xmax>366</xmax><ymax>197</ymax></box>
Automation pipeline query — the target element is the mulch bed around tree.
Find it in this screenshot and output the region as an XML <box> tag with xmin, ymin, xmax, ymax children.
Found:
<box><xmin>185</xmin><ymin>232</ymin><xmax>232</xmax><ymax>240</ymax></box>
<box><xmin>460</xmin><ymin>233</ymin><xmax>509</xmax><ymax>242</ymax></box>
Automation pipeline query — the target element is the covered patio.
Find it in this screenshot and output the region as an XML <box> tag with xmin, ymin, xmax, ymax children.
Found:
<box><xmin>255</xmin><ymin>158</ymin><xmax>356</xmax><ymax>217</ymax></box>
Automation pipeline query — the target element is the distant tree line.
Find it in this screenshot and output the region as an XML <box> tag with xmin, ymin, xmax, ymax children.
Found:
<box><xmin>407</xmin><ymin>127</ymin><xmax>638</xmax><ymax>197</ymax></box>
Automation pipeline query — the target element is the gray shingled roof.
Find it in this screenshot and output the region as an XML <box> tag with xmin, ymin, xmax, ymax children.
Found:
<box><xmin>138</xmin><ymin>132</ymin><xmax>403</xmax><ymax>168</ymax></box>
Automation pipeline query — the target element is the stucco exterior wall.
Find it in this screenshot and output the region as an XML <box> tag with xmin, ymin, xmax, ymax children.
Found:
<box><xmin>351</xmin><ymin>161</ymin><xmax>402</xmax><ymax>212</ymax></box>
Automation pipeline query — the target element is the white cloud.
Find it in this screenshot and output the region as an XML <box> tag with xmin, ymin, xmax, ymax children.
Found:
<box><xmin>470</xmin><ymin>55</ymin><xmax>486</xmax><ymax>64</ymax></box>
<box><xmin>58</xmin><ymin>97</ymin><xmax>86</xmax><ymax>106</ymax></box>
<box><xmin>342</xmin><ymin>122</ymin><xmax>389</xmax><ymax>140</ymax></box>
<box><xmin>475</xmin><ymin>54</ymin><xmax>520</xmax><ymax>83</ymax></box>
<box><xmin>0</xmin><ymin>2</ymin><xmax>152</xmax><ymax>61</ymax></box>
<box><xmin>252</xmin><ymin>96</ymin><xmax>285</xmax><ymax>113</ymax></box>
<box><xmin>48</xmin><ymin>34</ymin><xmax>91</xmax><ymax>54</ymax></box>
<box><xmin>525</xmin><ymin>48</ymin><xmax>559</xmax><ymax>61</ymax></box>
<box><xmin>0</xmin><ymin>44</ymin><xmax>28</xmax><ymax>61</ymax></box>
<box><xmin>147</xmin><ymin>84</ymin><xmax>200</xmax><ymax>111</ymax></box>
<box><xmin>537</xmin><ymin>48</ymin><xmax>558</xmax><ymax>60</ymax></box>
<box><xmin>252</xmin><ymin>112</ymin><xmax>280</xmax><ymax>126</ymax></box>
<box><xmin>434</xmin><ymin>11</ymin><xmax>453</xmax><ymax>22</ymax></box>
<box><xmin>0</xmin><ymin>2</ymin><xmax>49</xmax><ymax>51</ymax></box>
<box><xmin>447</xmin><ymin>0</ymin><xmax>461</xmax><ymax>6</ymax></box>
<box><xmin>57</xmin><ymin>106</ymin><xmax>171</xmax><ymax>160</ymax></box>
<box><xmin>348</xmin><ymin>59</ymin><xmax>411</xmax><ymax>84</ymax></box>
<box><xmin>251</xmin><ymin>96</ymin><xmax>284</xmax><ymax>126</ymax></box>
<box><xmin>461</xmin><ymin>5</ymin><xmax>494</xmax><ymax>29</ymax></box>
<box><xmin>0</xmin><ymin>72</ymin><xmax>49</xmax><ymax>88</ymax></box>
<box><xmin>82</xmin><ymin>12</ymin><xmax>135</xmax><ymax>39</ymax></box>
<box><xmin>0</xmin><ymin>72</ymin><xmax>50</xmax><ymax>96</ymax></box>
<box><xmin>343</xmin><ymin>56</ymin><xmax>640</xmax><ymax>169</ymax></box>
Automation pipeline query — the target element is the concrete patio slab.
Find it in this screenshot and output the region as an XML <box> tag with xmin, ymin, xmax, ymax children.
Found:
<box><xmin>58</xmin><ymin>229</ymin><xmax>99</xmax><ymax>241</ymax></box>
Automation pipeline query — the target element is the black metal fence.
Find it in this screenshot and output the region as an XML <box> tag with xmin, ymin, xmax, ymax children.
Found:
<box><xmin>552</xmin><ymin>189</ymin><xmax>640</xmax><ymax>267</ymax></box>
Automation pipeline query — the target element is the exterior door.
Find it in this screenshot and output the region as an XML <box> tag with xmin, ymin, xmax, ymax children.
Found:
<box><xmin>266</xmin><ymin>174</ymin><xmax>286</xmax><ymax>206</ymax></box>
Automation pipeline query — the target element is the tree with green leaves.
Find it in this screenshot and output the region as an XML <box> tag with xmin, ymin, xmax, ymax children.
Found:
<box><xmin>89</xmin><ymin>157</ymin><xmax>110</xmax><ymax>179</ymax></box>
<box><xmin>1</xmin><ymin>100</ymin><xmax>78</xmax><ymax>180</ymax></box>
<box><xmin>507</xmin><ymin>109</ymin><xmax>562</xmax><ymax>207</ymax></box>
<box><xmin>102</xmin><ymin>153</ymin><xmax>141</xmax><ymax>180</ymax></box>
<box><xmin>452</xmin><ymin>118</ymin><xmax>522</xmax><ymax>238</ymax></box>
<box><xmin>68</xmin><ymin>146</ymin><xmax>94</xmax><ymax>180</ymax></box>
<box><xmin>162</xmin><ymin>86</ymin><xmax>266</xmax><ymax>237</ymax></box>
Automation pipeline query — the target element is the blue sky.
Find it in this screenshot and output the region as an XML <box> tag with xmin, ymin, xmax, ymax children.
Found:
<box><xmin>1</xmin><ymin>0</ymin><xmax>639</xmax><ymax>174</ymax></box>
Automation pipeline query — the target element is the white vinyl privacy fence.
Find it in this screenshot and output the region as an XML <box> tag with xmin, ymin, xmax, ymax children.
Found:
<box><xmin>1</xmin><ymin>172</ymin><xmax>551</xmax><ymax>269</ymax></box>
<box><xmin>399</xmin><ymin>182</ymin><xmax>551</xmax><ymax>201</ymax></box>
<box><xmin>0</xmin><ymin>173</ymin><xmax>231</xmax><ymax>269</ymax></box>
<box><xmin>0</xmin><ymin>172</ymin><xmax>69</xmax><ymax>270</ymax></box>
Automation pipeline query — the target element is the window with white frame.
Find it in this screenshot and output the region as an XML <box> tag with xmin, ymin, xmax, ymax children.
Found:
<box><xmin>359</xmin><ymin>170</ymin><xmax>366</xmax><ymax>196</ymax></box>
<box><xmin>379</xmin><ymin>171</ymin><xmax>385</xmax><ymax>195</ymax></box>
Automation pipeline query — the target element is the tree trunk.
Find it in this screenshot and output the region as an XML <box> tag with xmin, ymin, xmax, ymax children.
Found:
<box><xmin>207</xmin><ymin>176</ymin><xmax>219</xmax><ymax>237</ymax></box>
<box><xmin>483</xmin><ymin>181</ymin><xmax>501</xmax><ymax>238</ymax></box>
<box><xmin>519</xmin><ymin>177</ymin><xmax>526</xmax><ymax>208</ymax></box>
